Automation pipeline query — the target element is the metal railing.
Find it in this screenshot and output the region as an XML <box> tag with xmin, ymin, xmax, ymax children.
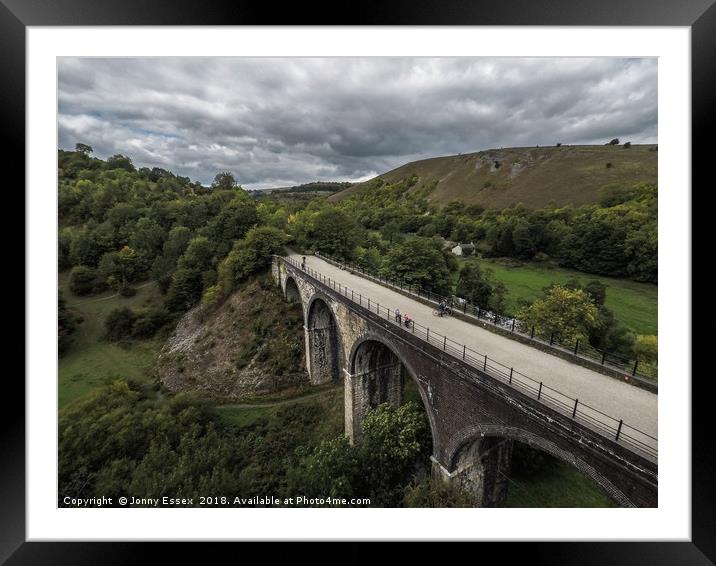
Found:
<box><xmin>315</xmin><ymin>252</ymin><xmax>657</xmax><ymax>383</ymax></box>
<box><xmin>280</xmin><ymin>255</ymin><xmax>658</xmax><ymax>460</ymax></box>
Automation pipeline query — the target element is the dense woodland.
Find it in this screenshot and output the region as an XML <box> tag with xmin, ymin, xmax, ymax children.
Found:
<box><xmin>58</xmin><ymin>146</ymin><xmax>656</xmax><ymax>507</ymax></box>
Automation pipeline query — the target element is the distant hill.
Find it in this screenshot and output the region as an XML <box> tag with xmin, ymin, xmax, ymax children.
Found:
<box><xmin>250</xmin><ymin>181</ymin><xmax>351</xmax><ymax>198</ymax></box>
<box><xmin>329</xmin><ymin>144</ymin><xmax>657</xmax><ymax>209</ymax></box>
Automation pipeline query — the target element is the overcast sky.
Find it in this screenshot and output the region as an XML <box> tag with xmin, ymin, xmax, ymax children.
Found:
<box><xmin>58</xmin><ymin>57</ymin><xmax>657</xmax><ymax>190</ymax></box>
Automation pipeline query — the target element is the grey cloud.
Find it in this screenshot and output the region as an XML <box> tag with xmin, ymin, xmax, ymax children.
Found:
<box><xmin>58</xmin><ymin>57</ymin><xmax>657</xmax><ymax>190</ymax></box>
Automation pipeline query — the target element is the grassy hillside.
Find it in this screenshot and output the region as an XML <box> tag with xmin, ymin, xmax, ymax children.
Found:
<box><xmin>331</xmin><ymin>144</ymin><xmax>657</xmax><ymax>209</ymax></box>
<box><xmin>59</xmin><ymin>272</ymin><xmax>164</xmax><ymax>409</ymax></box>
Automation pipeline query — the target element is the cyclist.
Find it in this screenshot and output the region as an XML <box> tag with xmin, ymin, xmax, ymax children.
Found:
<box><xmin>404</xmin><ymin>313</ymin><xmax>412</xmax><ymax>328</ymax></box>
<box><xmin>438</xmin><ymin>299</ymin><xmax>447</xmax><ymax>316</ymax></box>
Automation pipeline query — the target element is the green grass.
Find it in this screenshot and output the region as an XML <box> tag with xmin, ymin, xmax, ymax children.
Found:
<box><xmin>505</xmin><ymin>461</ymin><xmax>616</xmax><ymax>508</ymax></box>
<box><xmin>455</xmin><ymin>257</ymin><xmax>657</xmax><ymax>335</ymax></box>
<box><xmin>215</xmin><ymin>384</ymin><xmax>345</xmax><ymax>438</ymax></box>
<box><xmin>59</xmin><ymin>272</ymin><xmax>164</xmax><ymax>409</ymax></box>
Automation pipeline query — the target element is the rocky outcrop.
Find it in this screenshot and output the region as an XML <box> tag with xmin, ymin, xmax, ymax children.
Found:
<box><xmin>157</xmin><ymin>276</ymin><xmax>307</xmax><ymax>400</ymax></box>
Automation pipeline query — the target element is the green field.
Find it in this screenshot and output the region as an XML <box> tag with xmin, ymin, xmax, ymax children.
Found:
<box><xmin>455</xmin><ymin>257</ymin><xmax>658</xmax><ymax>336</ymax></box>
<box><xmin>59</xmin><ymin>272</ymin><xmax>164</xmax><ymax>409</ymax></box>
<box><xmin>506</xmin><ymin>461</ymin><xmax>616</xmax><ymax>508</ymax></box>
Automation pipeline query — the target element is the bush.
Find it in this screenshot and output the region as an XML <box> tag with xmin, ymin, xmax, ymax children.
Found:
<box><xmin>119</xmin><ymin>284</ymin><xmax>136</xmax><ymax>297</ymax></box>
<box><xmin>404</xmin><ymin>478</ymin><xmax>475</xmax><ymax>507</ymax></box>
<box><xmin>104</xmin><ymin>307</ymin><xmax>137</xmax><ymax>341</ymax></box>
<box><xmin>58</xmin><ymin>292</ymin><xmax>77</xmax><ymax>356</ymax></box>
<box><xmin>131</xmin><ymin>307</ymin><xmax>170</xmax><ymax>339</ymax></box>
<box><xmin>69</xmin><ymin>266</ymin><xmax>97</xmax><ymax>296</ymax></box>
<box><xmin>635</xmin><ymin>335</ymin><xmax>657</xmax><ymax>364</ymax></box>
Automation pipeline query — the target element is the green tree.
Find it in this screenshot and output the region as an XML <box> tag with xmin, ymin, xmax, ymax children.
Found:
<box><xmin>403</xmin><ymin>479</ymin><xmax>475</xmax><ymax>508</ymax></box>
<box><xmin>75</xmin><ymin>143</ymin><xmax>93</xmax><ymax>155</ymax></box>
<box><xmin>106</xmin><ymin>154</ymin><xmax>135</xmax><ymax>172</ymax></box>
<box><xmin>211</xmin><ymin>171</ymin><xmax>238</xmax><ymax>190</ymax></box>
<box><xmin>635</xmin><ymin>335</ymin><xmax>658</xmax><ymax>364</ymax></box>
<box><xmin>305</xmin><ymin>208</ymin><xmax>360</xmax><ymax>260</ymax></box>
<box><xmin>104</xmin><ymin>307</ymin><xmax>137</xmax><ymax>341</ymax></box>
<box><xmin>58</xmin><ymin>292</ymin><xmax>77</xmax><ymax>355</ymax></box>
<box><xmin>455</xmin><ymin>262</ymin><xmax>507</xmax><ymax>311</ymax></box>
<box><xmin>215</xmin><ymin>226</ymin><xmax>287</xmax><ymax>298</ymax></box>
<box><xmin>360</xmin><ymin>402</ymin><xmax>432</xmax><ymax>507</ymax></box>
<box><xmin>165</xmin><ymin>237</ymin><xmax>215</xmax><ymax>312</ymax></box>
<box><xmin>518</xmin><ymin>285</ymin><xmax>598</xmax><ymax>343</ymax></box>
<box><xmin>68</xmin><ymin>265</ymin><xmax>98</xmax><ymax>296</ymax></box>
<box><xmin>383</xmin><ymin>237</ymin><xmax>452</xmax><ymax>294</ymax></box>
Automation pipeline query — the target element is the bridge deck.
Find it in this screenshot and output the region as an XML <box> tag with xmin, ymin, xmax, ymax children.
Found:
<box><xmin>290</xmin><ymin>254</ymin><xmax>658</xmax><ymax>439</ymax></box>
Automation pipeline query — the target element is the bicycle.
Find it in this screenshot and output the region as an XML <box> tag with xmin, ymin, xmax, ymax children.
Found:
<box><xmin>432</xmin><ymin>306</ymin><xmax>453</xmax><ymax>317</ymax></box>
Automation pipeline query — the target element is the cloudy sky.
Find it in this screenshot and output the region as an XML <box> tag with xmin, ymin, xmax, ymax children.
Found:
<box><xmin>58</xmin><ymin>57</ymin><xmax>657</xmax><ymax>190</ymax></box>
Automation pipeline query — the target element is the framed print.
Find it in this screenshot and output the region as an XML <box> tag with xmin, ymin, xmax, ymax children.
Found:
<box><xmin>5</xmin><ymin>0</ymin><xmax>710</xmax><ymax>561</ymax></box>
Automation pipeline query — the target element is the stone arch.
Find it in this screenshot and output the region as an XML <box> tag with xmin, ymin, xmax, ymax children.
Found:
<box><xmin>346</xmin><ymin>333</ymin><xmax>439</xmax><ymax>453</ymax></box>
<box><xmin>445</xmin><ymin>424</ymin><xmax>632</xmax><ymax>507</ymax></box>
<box><xmin>284</xmin><ymin>275</ymin><xmax>301</xmax><ymax>304</ymax></box>
<box><xmin>306</xmin><ymin>294</ymin><xmax>342</xmax><ymax>385</ymax></box>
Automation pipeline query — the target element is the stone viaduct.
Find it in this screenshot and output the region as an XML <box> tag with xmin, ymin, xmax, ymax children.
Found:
<box><xmin>272</xmin><ymin>256</ymin><xmax>658</xmax><ymax>507</ymax></box>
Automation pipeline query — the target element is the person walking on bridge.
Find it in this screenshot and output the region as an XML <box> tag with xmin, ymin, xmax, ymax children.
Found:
<box><xmin>394</xmin><ymin>307</ymin><xmax>401</xmax><ymax>324</ymax></box>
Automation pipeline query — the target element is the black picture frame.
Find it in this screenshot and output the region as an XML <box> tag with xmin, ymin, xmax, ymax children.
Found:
<box><xmin>5</xmin><ymin>0</ymin><xmax>708</xmax><ymax>561</ymax></box>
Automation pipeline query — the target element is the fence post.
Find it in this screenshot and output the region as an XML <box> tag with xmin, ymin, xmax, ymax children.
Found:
<box><xmin>462</xmin><ymin>345</ymin><xmax>466</xmax><ymax>360</ymax></box>
<box><xmin>509</xmin><ymin>367</ymin><xmax>513</xmax><ymax>384</ymax></box>
<box><xmin>463</xmin><ymin>302</ymin><xmax>467</xmax><ymax>314</ymax></box>
<box><xmin>574</xmin><ymin>339</ymin><xmax>580</xmax><ymax>356</ymax></box>
<box><xmin>483</xmin><ymin>354</ymin><xmax>487</xmax><ymax>371</ymax></box>
<box><xmin>572</xmin><ymin>398</ymin><xmax>579</xmax><ymax>418</ymax></box>
<box><xmin>537</xmin><ymin>382</ymin><xmax>543</xmax><ymax>400</ymax></box>
<box><xmin>443</xmin><ymin>336</ymin><xmax>446</xmax><ymax>350</ymax></box>
<box><xmin>511</xmin><ymin>319</ymin><xmax>515</xmax><ymax>332</ymax></box>
<box><xmin>367</xmin><ymin>298</ymin><xmax>370</xmax><ymax>309</ymax></box>
<box><xmin>601</xmin><ymin>351</ymin><xmax>606</xmax><ymax>365</ymax></box>
<box><xmin>427</xmin><ymin>328</ymin><xmax>430</xmax><ymax>342</ymax></box>
<box><xmin>615</xmin><ymin>419</ymin><xmax>623</xmax><ymax>441</ymax></box>
<box><xmin>549</xmin><ymin>332</ymin><xmax>554</xmax><ymax>345</ymax></box>
<box><xmin>531</xmin><ymin>326</ymin><xmax>535</xmax><ymax>339</ymax></box>
<box><xmin>359</xmin><ymin>294</ymin><xmax>362</xmax><ymax>306</ymax></box>
<box><xmin>477</xmin><ymin>308</ymin><xmax>481</xmax><ymax>319</ymax></box>
<box><xmin>632</xmin><ymin>360</ymin><xmax>639</xmax><ymax>376</ymax></box>
<box><xmin>412</xmin><ymin>321</ymin><xmax>415</xmax><ymax>334</ymax></box>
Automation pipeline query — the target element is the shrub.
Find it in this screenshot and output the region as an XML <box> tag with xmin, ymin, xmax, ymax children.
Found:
<box><xmin>623</xmin><ymin>141</ymin><xmax>632</xmax><ymax>148</ymax></box>
<box><xmin>104</xmin><ymin>307</ymin><xmax>137</xmax><ymax>341</ymax></box>
<box><xmin>131</xmin><ymin>307</ymin><xmax>170</xmax><ymax>339</ymax></box>
<box><xmin>403</xmin><ymin>479</ymin><xmax>475</xmax><ymax>508</ymax></box>
<box><xmin>69</xmin><ymin>266</ymin><xmax>97</xmax><ymax>296</ymax></box>
<box><xmin>635</xmin><ymin>335</ymin><xmax>658</xmax><ymax>364</ymax></box>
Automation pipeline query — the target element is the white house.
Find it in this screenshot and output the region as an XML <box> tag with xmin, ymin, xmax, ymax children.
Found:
<box><xmin>451</xmin><ymin>242</ymin><xmax>476</xmax><ymax>256</ymax></box>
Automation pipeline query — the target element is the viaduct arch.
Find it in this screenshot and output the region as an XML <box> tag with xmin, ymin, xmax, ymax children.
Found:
<box><xmin>272</xmin><ymin>257</ymin><xmax>658</xmax><ymax>507</ymax></box>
